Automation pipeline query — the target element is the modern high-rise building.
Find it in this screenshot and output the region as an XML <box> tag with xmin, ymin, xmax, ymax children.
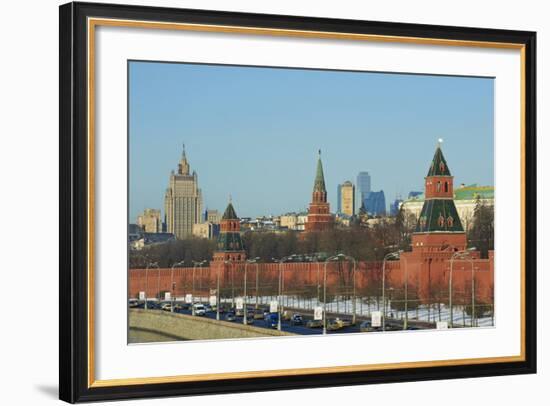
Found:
<box><xmin>164</xmin><ymin>144</ymin><xmax>203</xmax><ymax>239</ymax></box>
<box><xmin>356</xmin><ymin>171</ymin><xmax>371</xmax><ymax>214</ymax></box>
<box><xmin>364</xmin><ymin>190</ymin><xmax>386</xmax><ymax>216</ymax></box>
<box><xmin>137</xmin><ymin>208</ymin><xmax>162</xmax><ymax>233</ymax></box>
<box><xmin>337</xmin><ymin>181</ymin><xmax>355</xmax><ymax>216</ymax></box>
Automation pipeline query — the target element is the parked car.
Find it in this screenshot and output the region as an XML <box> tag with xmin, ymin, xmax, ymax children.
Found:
<box><xmin>161</xmin><ymin>303</ymin><xmax>172</xmax><ymax>311</ymax></box>
<box><xmin>203</xmin><ymin>304</ymin><xmax>213</xmax><ymax>313</ymax></box>
<box><xmin>306</xmin><ymin>319</ymin><xmax>323</xmax><ymax>328</ymax></box>
<box><xmin>265</xmin><ymin>313</ymin><xmax>279</xmax><ymax>329</ymax></box>
<box><xmin>225</xmin><ymin>312</ymin><xmax>236</xmax><ymax>322</ymax></box>
<box><xmin>193</xmin><ymin>303</ymin><xmax>206</xmax><ymax>316</ymax></box>
<box><xmin>128</xmin><ymin>300</ymin><xmax>139</xmax><ymax>308</ymax></box>
<box><xmin>253</xmin><ymin>309</ymin><xmax>265</xmax><ymax>320</ymax></box>
<box><xmin>326</xmin><ymin>319</ymin><xmax>343</xmax><ymax>331</ymax></box>
<box><xmin>281</xmin><ymin>310</ymin><xmax>292</xmax><ymax>321</ymax></box>
<box><xmin>338</xmin><ymin>317</ymin><xmax>355</xmax><ymax>327</ymax></box>
<box><xmin>290</xmin><ymin>313</ymin><xmax>303</xmax><ymax>325</ymax></box>
<box><xmin>235</xmin><ymin>308</ymin><xmax>244</xmax><ymax>317</ymax></box>
<box><xmin>244</xmin><ymin>317</ymin><xmax>254</xmax><ymax>325</ymax></box>
<box><xmin>359</xmin><ymin>320</ymin><xmax>375</xmax><ymax>332</ymax></box>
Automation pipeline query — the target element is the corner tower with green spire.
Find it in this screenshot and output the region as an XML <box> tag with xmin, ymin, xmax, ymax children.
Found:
<box><xmin>411</xmin><ymin>140</ymin><xmax>467</xmax><ymax>252</ymax></box>
<box><xmin>305</xmin><ymin>150</ymin><xmax>334</xmax><ymax>232</ymax></box>
<box><xmin>213</xmin><ymin>199</ymin><xmax>246</xmax><ymax>262</ymax></box>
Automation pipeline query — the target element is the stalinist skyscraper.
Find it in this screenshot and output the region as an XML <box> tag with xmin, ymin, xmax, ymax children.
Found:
<box><xmin>164</xmin><ymin>144</ymin><xmax>203</xmax><ymax>239</ymax></box>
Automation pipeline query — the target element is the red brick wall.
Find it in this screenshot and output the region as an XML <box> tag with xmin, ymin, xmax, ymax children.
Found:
<box><xmin>129</xmin><ymin>254</ymin><xmax>493</xmax><ymax>304</ymax></box>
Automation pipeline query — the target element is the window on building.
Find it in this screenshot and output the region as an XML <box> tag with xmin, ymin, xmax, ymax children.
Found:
<box><xmin>444</xmin><ymin>182</ymin><xmax>449</xmax><ymax>193</ymax></box>
<box><xmin>436</xmin><ymin>182</ymin><xmax>441</xmax><ymax>192</ymax></box>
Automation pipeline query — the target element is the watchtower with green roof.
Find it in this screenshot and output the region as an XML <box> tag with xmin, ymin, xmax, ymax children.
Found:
<box><xmin>412</xmin><ymin>141</ymin><xmax>467</xmax><ymax>252</ymax></box>
<box><xmin>213</xmin><ymin>199</ymin><xmax>246</xmax><ymax>262</ymax></box>
<box><xmin>305</xmin><ymin>150</ymin><xmax>334</xmax><ymax>232</ymax></box>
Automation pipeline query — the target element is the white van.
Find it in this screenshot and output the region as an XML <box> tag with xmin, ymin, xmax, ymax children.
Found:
<box><xmin>193</xmin><ymin>303</ymin><xmax>206</xmax><ymax>316</ymax></box>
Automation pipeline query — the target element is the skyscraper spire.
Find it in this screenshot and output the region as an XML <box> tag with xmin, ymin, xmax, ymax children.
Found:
<box><xmin>182</xmin><ymin>142</ymin><xmax>186</xmax><ymax>159</ymax></box>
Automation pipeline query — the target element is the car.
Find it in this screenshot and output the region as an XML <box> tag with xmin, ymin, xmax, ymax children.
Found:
<box><xmin>265</xmin><ymin>313</ymin><xmax>279</xmax><ymax>329</ymax></box>
<box><xmin>146</xmin><ymin>301</ymin><xmax>161</xmax><ymax>310</ymax></box>
<box><xmin>253</xmin><ymin>309</ymin><xmax>265</xmax><ymax>320</ymax></box>
<box><xmin>203</xmin><ymin>304</ymin><xmax>213</xmax><ymax>313</ymax></box>
<box><xmin>306</xmin><ymin>319</ymin><xmax>323</xmax><ymax>328</ymax></box>
<box><xmin>193</xmin><ymin>303</ymin><xmax>206</xmax><ymax>316</ymax></box>
<box><xmin>161</xmin><ymin>303</ymin><xmax>172</xmax><ymax>311</ymax></box>
<box><xmin>359</xmin><ymin>320</ymin><xmax>376</xmax><ymax>332</ymax></box>
<box><xmin>338</xmin><ymin>317</ymin><xmax>355</xmax><ymax>327</ymax></box>
<box><xmin>281</xmin><ymin>310</ymin><xmax>292</xmax><ymax>321</ymax></box>
<box><xmin>244</xmin><ymin>317</ymin><xmax>254</xmax><ymax>325</ymax></box>
<box><xmin>290</xmin><ymin>313</ymin><xmax>303</xmax><ymax>325</ymax></box>
<box><xmin>235</xmin><ymin>308</ymin><xmax>244</xmax><ymax>317</ymax></box>
<box><xmin>225</xmin><ymin>312</ymin><xmax>236</xmax><ymax>322</ymax></box>
<box><xmin>128</xmin><ymin>300</ymin><xmax>139</xmax><ymax>308</ymax></box>
<box><xmin>406</xmin><ymin>325</ymin><xmax>420</xmax><ymax>330</ymax></box>
<box><xmin>326</xmin><ymin>319</ymin><xmax>343</xmax><ymax>331</ymax></box>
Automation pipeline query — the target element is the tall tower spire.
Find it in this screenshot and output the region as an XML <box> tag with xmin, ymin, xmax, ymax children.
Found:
<box><xmin>178</xmin><ymin>143</ymin><xmax>190</xmax><ymax>175</ymax></box>
<box><xmin>305</xmin><ymin>151</ymin><xmax>333</xmax><ymax>232</ymax></box>
<box><xmin>313</xmin><ymin>152</ymin><xmax>327</xmax><ymax>195</ymax></box>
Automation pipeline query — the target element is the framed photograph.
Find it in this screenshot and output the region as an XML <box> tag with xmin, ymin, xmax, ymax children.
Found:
<box><xmin>59</xmin><ymin>1</ymin><xmax>536</xmax><ymax>403</ymax></box>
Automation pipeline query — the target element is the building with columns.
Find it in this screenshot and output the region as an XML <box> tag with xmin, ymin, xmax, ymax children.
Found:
<box><xmin>164</xmin><ymin>144</ymin><xmax>203</xmax><ymax>239</ymax></box>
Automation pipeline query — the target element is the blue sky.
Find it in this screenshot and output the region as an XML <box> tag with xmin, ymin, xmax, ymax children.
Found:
<box><xmin>129</xmin><ymin>61</ymin><xmax>494</xmax><ymax>221</ymax></box>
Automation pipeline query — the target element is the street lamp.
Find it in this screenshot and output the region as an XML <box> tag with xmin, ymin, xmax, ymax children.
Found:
<box><xmin>272</xmin><ymin>256</ymin><xmax>292</xmax><ymax>331</ymax></box>
<box><xmin>216</xmin><ymin>263</ymin><xmax>222</xmax><ymax>321</ymax></box>
<box><xmin>192</xmin><ymin>260</ymin><xmax>207</xmax><ymax>316</ymax></box>
<box><xmin>145</xmin><ymin>261</ymin><xmax>159</xmax><ymax>310</ymax></box>
<box><xmin>449</xmin><ymin>248</ymin><xmax>476</xmax><ymax>328</ymax></box>
<box><xmin>170</xmin><ymin>260</ymin><xmax>186</xmax><ymax>312</ymax></box>
<box><xmin>244</xmin><ymin>257</ymin><xmax>260</xmax><ymax>325</ymax></box>
<box><xmin>224</xmin><ymin>259</ymin><xmax>233</xmax><ymax>314</ymax></box>
<box><xmin>323</xmin><ymin>255</ymin><xmax>342</xmax><ymax>335</ymax></box>
<box><xmin>382</xmin><ymin>251</ymin><xmax>400</xmax><ymax>331</ymax></box>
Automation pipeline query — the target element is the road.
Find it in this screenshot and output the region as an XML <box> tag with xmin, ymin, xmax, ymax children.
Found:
<box><xmin>133</xmin><ymin>301</ymin><xmax>437</xmax><ymax>336</ymax></box>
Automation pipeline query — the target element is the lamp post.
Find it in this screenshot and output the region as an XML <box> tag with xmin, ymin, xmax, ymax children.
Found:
<box><xmin>192</xmin><ymin>260</ymin><xmax>207</xmax><ymax>315</ymax></box>
<box><xmin>449</xmin><ymin>248</ymin><xmax>475</xmax><ymax>328</ymax></box>
<box><xmin>145</xmin><ymin>261</ymin><xmax>159</xmax><ymax>310</ymax></box>
<box><xmin>216</xmin><ymin>263</ymin><xmax>221</xmax><ymax>321</ymax></box>
<box><xmin>255</xmin><ymin>260</ymin><xmax>260</xmax><ymax>309</ymax></box>
<box><xmin>224</xmin><ymin>259</ymin><xmax>233</xmax><ymax>314</ymax></box>
<box><xmin>244</xmin><ymin>257</ymin><xmax>260</xmax><ymax>325</ymax></box>
<box><xmin>170</xmin><ymin>260</ymin><xmax>186</xmax><ymax>312</ymax></box>
<box><xmin>323</xmin><ymin>255</ymin><xmax>341</xmax><ymax>335</ymax></box>
<box><xmin>382</xmin><ymin>251</ymin><xmax>400</xmax><ymax>331</ymax></box>
<box><xmin>273</xmin><ymin>256</ymin><xmax>292</xmax><ymax>331</ymax></box>
<box><xmin>399</xmin><ymin>251</ymin><xmax>407</xmax><ymax>330</ymax></box>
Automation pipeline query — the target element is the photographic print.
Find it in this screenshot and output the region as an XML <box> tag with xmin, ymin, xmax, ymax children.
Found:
<box><xmin>127</xmin><ymin>61</ymin><xmax>495</xmax><ymax>343</ymax></box>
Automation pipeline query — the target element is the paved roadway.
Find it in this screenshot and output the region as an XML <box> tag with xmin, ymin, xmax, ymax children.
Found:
<box><xmin>134</xmin><ymin>302</ymin><xmax>436</xmax><ymax>335</ymax></box>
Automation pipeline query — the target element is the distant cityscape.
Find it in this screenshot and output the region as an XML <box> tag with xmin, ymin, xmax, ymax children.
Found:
<box><xmin>129</xmin><ymin>143</ymin><xmax>494</xmax><ymax>251</ymax></box>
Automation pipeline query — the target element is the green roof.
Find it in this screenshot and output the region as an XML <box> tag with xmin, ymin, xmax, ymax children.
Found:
<box><xmin>216</xmin><ymin>232</ymin><xmax>244</xmax><ymax>252</ymax></box>
<box><xmin>405</xmin><ymin>185</ymin><xmax>494</xmax><ymax>202</ymax></box>
<box><xmin>313</xmin><ymin>156</ymin><xmax>326</xmax><ymax>193</ymax></box>
<box><xmin>415</xmin><ymin>199</ymin><xmax>464</xmax><ymax>233</ymax></box>
<box><xmin>427</xmin><ymin>146</ymin><xmax>451</xmax><ymax>177</ymax></box>
<box><xmin>222</xmin><ymin>202</ymin><xmax>238</xmax><ymax>220</ymax></box>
